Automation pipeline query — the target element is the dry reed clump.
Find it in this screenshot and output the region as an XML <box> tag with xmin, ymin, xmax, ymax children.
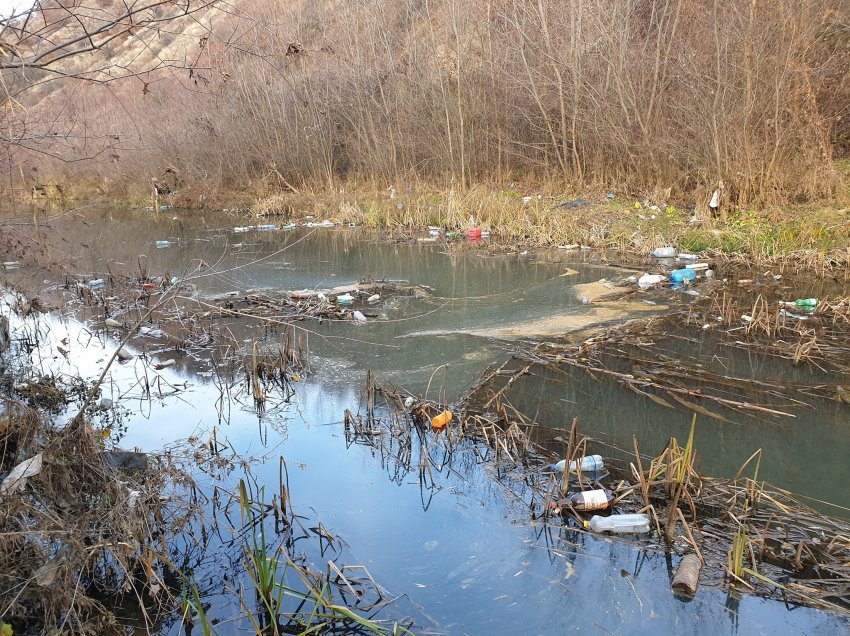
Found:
<box><xmin>355</xmin><ymin>367</ymin><xmax>850</xmax><ymax>613</ymax></box>
<box><xmin>0</xmin><ymin>399</ymin><xmax>197</xmax><ymax>634</ymax></box>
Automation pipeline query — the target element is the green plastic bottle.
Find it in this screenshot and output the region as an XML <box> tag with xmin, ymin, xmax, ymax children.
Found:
<box><xmin>795</xmin><ymin>298</ymin><xmax>818</xmax><ymax>307</ymax></box>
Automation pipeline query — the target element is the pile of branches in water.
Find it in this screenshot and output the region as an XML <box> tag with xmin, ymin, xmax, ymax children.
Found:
<box><xmin>517</xmin><ymin>290</ymin><xmax>850</xmax><ymax>425</ymax></box>
<box><xmin>202</xmin><ymin>278</ymin><xmax>431</xmax><ymax>325</ymax></box>
<box><xmin>0</xmin><ymin>398</ymin><xmax>200</xmax><ymax>634</ymax></box>
<box><xmin>683</xmin><ymin>292</ymin><xmax>850</xmax><ymax>373</ymax></box>
<box><xmin>352</xmin><ymin>368</ymin><xmax>850</xmax><ymax>616</ymax></box>
<box><xmin>0</xmin><ymin>296</ymin><xmax>401</xmax><ymax>634</ymax></box>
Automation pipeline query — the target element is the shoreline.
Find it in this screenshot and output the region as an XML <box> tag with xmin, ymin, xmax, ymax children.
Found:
<box><xmin>2</xmin><ymin>190</ymin><xmax>850</xmax><ymax>280</ymax></box>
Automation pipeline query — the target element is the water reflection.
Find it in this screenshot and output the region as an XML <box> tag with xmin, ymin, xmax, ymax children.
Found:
<box><xmin>3</xmin><ymin>211</ymin><xmax>848</xmax><ymax>634</ymax></box>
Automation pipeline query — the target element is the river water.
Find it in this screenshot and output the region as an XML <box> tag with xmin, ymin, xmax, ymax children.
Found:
<box><xmin>4</xmin><ymin>209</ymin><xmax>849</xmax><ymax>634</ymax></box>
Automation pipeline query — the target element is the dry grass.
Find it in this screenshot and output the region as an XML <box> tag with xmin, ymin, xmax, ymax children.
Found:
<box><xmin>5</xmin><ymin>0</ymin><xmax>850</xmax><ymax>212</ymax></box>
<box><xmin>0</xmin><ymin>398</ymin><xmax>199</xmax><ymax>633</ymax></box>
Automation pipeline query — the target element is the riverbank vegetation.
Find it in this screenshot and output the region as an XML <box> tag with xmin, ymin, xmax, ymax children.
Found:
<box><xmin>2</xmin><ymin>1</ymin><xmax>850</xmax><ymax>229</ymax></box>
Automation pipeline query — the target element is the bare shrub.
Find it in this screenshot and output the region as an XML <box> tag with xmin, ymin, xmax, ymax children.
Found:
<box><xmin>4</xmin><ymin>0</ymin><xmax>848</xmax><ymax>205</ymax></box>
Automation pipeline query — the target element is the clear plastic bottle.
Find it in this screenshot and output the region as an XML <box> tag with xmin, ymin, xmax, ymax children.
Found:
<box><xmin>549</xmin><ymin>454</ymin><xmax>604</xmax><ymax>474</ymax></box>
<box><xmin>565</xmin><ymin>488</ymin><xmax>614</xmax><ymax>511</ymax></box>
<box><xmin>586</xmin><ymin>513</ymin><xmax>650</xmax><ymax>534</ymax></box>
<box><xmin>652</xmin><ymin>246</ymin><xmax>676</xmax><ymax>258</ymax></box>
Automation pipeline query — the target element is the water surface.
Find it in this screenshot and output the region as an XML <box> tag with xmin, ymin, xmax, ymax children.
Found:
<box><xmin>4</xmin><ymin>209</ymin><xmax>849</xmax><ymax>634</ymax></box>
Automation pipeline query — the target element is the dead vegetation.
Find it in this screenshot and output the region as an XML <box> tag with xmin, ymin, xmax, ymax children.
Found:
<box><xmin>0</xmin><ymin>397</ymin><xmax>200</xmax><ymax>634</ymax></box>
<box><xmin>4</xmin><ymin>0</ymin><xmax>850</xmax><ymax>209</ymax></box>
<box><xmin>343</xmin><ymin>277</ymin><xmax>850</xmax><ymax>615</ymax></box>
<box><xmin>352</xmin><ymin>367</ymin><xmax>850</xmax><ymax>616</ymax></box>
<box><xmin>0</xmin><ymin>281</ymin><xmax>421</xmax><ymax>634</ymax></box>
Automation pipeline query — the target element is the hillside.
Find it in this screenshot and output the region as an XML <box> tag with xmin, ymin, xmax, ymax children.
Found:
<box><xmin>2</xmin><ymin>0</ymin><xmax>850</xmax><ymax>209</ymax></box>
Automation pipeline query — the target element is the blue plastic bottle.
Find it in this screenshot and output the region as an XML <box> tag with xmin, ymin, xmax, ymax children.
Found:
<box><xmin>670</xmin><ymin>268</ymin><xmax>697</xmax><ymax>283</ymax></box>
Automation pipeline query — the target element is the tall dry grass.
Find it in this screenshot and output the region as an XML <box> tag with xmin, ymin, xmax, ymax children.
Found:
<box><xmin>4</xmin><ymin>0</ymin><xmax>849</xmax><ymax>206</ymax></box>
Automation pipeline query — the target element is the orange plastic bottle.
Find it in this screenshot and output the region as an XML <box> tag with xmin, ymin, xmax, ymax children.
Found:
<box><xmin>431</xmin><ymin>410</ymin><xmax>453</xmax><ymax>429</ymax></box>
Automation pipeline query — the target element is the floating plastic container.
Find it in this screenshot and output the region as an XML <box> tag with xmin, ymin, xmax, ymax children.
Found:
<box><xmin>550</xmin><ymin>454</ymin><xmax>604</xmax><ymax>473</ymax></box>
<box><xmin>566</xmin><ymin>488</ymin><xmax>614</xmax><ymax>511</ymax></box>
<box><xmin>156</xmin><ymin>240</ymin><xmax>171</xmax><ymax>248</ymax></box>
<box><xmin>256</xmin><ymin>224</ymin><xmax>277</xmax><ymax>231</ymax></box>
<box><xmin>671</xmin><ymin>268</ymin><xmax>697</xmax><ymax>282</ymax></box>
<box><xmin>587</xmin><ymin>513</ymin><xmax>650</xmax><ymax>534</ymax></box>
<box><xmin>431</xmin><ymin>411</ymin><xmax>453</xmax><ymax>429</ymax></box>
<box><xmin>652</xmin><ymin>246</ymin><xmax>676</xmax><ymax>258</ymax></box>
<box><xmin>336</xmin><ymin>293</ymin><xmax>354</xmax><ymax>305</ymax></box>
<box><xmin>467</xmin><ymin>227</ymin><xmax>482</xmax><ymax>240</ymax></box>
<box><xmin>638</xmin><ymin>274</ymin><xmax>666</xmax><ymax>289</ymax></box>
<box><xmin>794</xmin><ymin>298</ymin><xmax>818</xmax><ymax>307</ymax></box>
<box><xmin>684</xmin><ymin>263</ymin><xmax>709</xmax><ymax>271</ymax></box>
<box><xmin>89</xmin><ymin>279</ymin><xmax>105</xmax><ymax>289</ymax></box>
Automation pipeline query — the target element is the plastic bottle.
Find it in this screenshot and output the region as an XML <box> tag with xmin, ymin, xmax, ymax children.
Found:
<box><xmin>652</xmin><ymin>246</ymin><xmax>676</xmax><ymax>258</ymax></box>
<box><xmin>638</xmin><ymin>274</ymin><xmax>666</xmax><ymax>289</ymax></box>
<box><xmin>709</xmin><ymin>189</ymin><xmax>720</xmax><ymax>211</ymax></box>
<box><xmin>156</xmin><ymin>240</ymin><xmax>171</xmax><ymax>248</ymax></box>
<box><xmin>565</xmin><ymin>488</ymin><xmax>614</xmax><ymax>511</ymax></box>
<box><xmin>670</xmin><ymin>268</ymin><xmax>697</xmax><ymax>282</ymax></box>
<box><xmin>586</xmin><ymin>513</ymin><xmax>650</xmax><ymax>534</ymax></box>
<box><xmin>795</xmin><ymin>298</ymin><xmax>818</xmax><ymax>307</ymax></box>
<box><xmin>549</xmin><ymin>454</ymin><xmax>604</xmax><ymax>474</ymax></box>
<box><xmin>431</xmin><ymin>411</ymin><xmax>453</xmax><ymax>429</ymax></box>
<box><xmin>89</xmin><ymin>279</ymin><xmax>105</xmax><ymax>289</ymax></box>
<box><xmin>337</xmin><ymin>293</ymin><xmax>354</xmax><ymax>305</ymax></box>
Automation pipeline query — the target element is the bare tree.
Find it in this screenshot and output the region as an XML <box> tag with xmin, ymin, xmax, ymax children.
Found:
<box><xmin>0</xmin><ymin>0</ymin><xmax>218</xmax><ymax>194</ymax></box>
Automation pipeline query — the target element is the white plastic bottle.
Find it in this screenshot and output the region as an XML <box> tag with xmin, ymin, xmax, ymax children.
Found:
<box><xmin>586</xmin><ymin>513</ymin><xmax>650</xmax><ymax>534</ymax></box>
<box><xmin>549</xmin><ymin>454</ymin><xmax>604</xmax><ymax>473</ymax></box>
<box><xmin>652</xmin><ymin>246</ymin><xmax>676</xmax><ymax>258</ymax></box>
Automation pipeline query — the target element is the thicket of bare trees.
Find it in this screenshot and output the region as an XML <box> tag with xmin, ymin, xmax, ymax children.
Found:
<box><xmin>5</xmin><ymin>0</ymin><xmax>850</xmax><ymax>205</ymax></box>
